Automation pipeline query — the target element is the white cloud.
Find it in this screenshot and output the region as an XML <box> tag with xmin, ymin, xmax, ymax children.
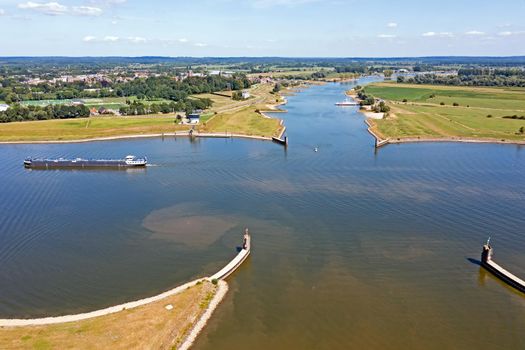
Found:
<box><xmin>422</xmin><ymin>31</ymin><xmax>453</xmax><ymax>38</ymax></box>
<box><xmin>18</xmin><ymin>2</ymin><xmax>102</xmax><ymax>16</ymax></box>
<box><xmin>18</xmin><ymin>2</ymin><xmax>68</xmax><ymax>16</ymax></box>
<box><xmin>83</xmin><ymin>35</ymin><xmax>97</xmax><ymax>42</ymax></box>
<box><xmin>73</xmin><ymin>6</ymin><xmax>102</xmax><ymax>16</ymax></box>
<box><xmin>194</xmin><ymin>42</ymin><xmax>207</xmax><ymax>47</ymax></box>
<box><xmin>498</xmin><ymin>31</ymin><xmax>525</xmax><ymax>36</ymax></box>
<box><xmin>103</xmin><ymin>35</ymin><xmax>119</xmax><ymax>42</ymax></box>
<box><xmin>387</xmin><ymin>22</ymin><xmax>397</xmax><ymax>28</ymax></box>
<box><xmin>128</xmin><ymin>36</ymin><xmax>147</xmax><ymax>43</ymax></box>
<box><xmin>178</xmin><ymin>38</ymin><xmax>188</xmax><ymax>43</ymax></box>
<box><xmin>0</xmin><ymin>9</ymin><xmax>5</xmax><ymax>15</ymax></box>
<box><xmin>378</xmin><ymin>34</ymin><xmax>396</xmax><ymax>38</ymax></box>
<box><xmin>465</xmin><ymin>30</ymin><xmax>484</xmax><ymax>36</ymax></box>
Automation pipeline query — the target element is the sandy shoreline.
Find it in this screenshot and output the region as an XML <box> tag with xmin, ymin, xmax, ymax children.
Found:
<box><xmin>178</xmin><ymin>281</ymin><xmax>228</xmax><ymax>350</ymax></box>
<box><xmin>0</xmin><ymin>278</ymin><xmax>204</xmax><ymax>327</ymax></box>
<box><xmin>0</xmin><ymin>131</ymin><xmax>276</xmax><ymax>145</ymax></box>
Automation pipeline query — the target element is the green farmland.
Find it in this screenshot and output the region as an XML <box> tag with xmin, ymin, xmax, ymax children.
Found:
<box><xmin>363</xmin><ymin>83</ymin><xmax>525</xmax><ymax>142</ymax></box>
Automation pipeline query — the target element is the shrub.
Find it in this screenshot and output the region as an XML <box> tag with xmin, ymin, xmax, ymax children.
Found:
<box><xmin>486</xmin><ymin>114</ymin><xmax>492</xmax><ymax>118</ymax></box>
<box><xmin>453</xmin><ymin>102</ymin><xmax>459</xmax><ymax>106</ymax></box>
<box><xmin>402</xmin><ymin>99</ymin><xmax>408</xmax><ymax>103</ymax></box>
<box><xmin>211</xmin><ymin>278</ymin><xmax>218</xmax><ymax>285</ymax></box>
<box><xmin>440</xmin><ymin>102</ymin><xmax>445</xmax><ymax>105</ymax></box>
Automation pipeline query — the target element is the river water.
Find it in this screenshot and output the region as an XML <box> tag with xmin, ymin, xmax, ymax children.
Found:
<box><xmin>1</xmin><ymin>80</ymin><xmax>524</xmax><ymax>349</ymax></box>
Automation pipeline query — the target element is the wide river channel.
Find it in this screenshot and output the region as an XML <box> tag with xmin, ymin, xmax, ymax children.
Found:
<box><xmin>1</xmin><ymin>79</ymin><xmax>524</xmax><ymax>349</ymax></box>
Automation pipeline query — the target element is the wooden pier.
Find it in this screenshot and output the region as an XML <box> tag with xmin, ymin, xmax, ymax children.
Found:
<box><xmin>481</xmin><ymin>243</ymin><xmax>525</xmax><ymax>293</ymax></box>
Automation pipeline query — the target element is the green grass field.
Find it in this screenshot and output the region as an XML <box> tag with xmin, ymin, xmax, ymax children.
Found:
<box><xmin>0</xmin><ymin>116</ymin><xmax>188</xmax><ymax>142</ymax></box>
<box><xmin>20</xmin><ymin>96</ymin><xmax>173</xmax><ymax>110</ymax></box>
<box><xmin>363</xmin><ymin>83</ymin><xmax>525</xmax><ymax>142</ymax></box>
<box><xmin>202</xmin><ymin>106</ymin><xmax>283</xmax><ymax>138</ymax></box>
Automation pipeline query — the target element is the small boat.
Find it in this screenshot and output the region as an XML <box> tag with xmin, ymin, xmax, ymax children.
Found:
<box><xmin>24</xmin><ymin>155</ymin><xmax>147</xmax><ymax>169</ymax></box>
<box><xmin>335</xmin><ymin>99</ymin><xmax>359</xmax><ymax>106</ymax></box>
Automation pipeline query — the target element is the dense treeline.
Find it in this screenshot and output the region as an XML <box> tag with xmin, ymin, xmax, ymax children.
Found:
<box><xmin>119</xmin><ymin>98</ymin><xmax>212</xmax><ymax>116</ymax></box>
<box><xmin>398</xmin><ymin>69</ymin><xmax>525</xmax><ymax>87</ymax></box>
<box><xmin>0</xmin><ymin>104</ymin><xmax>90</xmax><ymax>123</ymax></box>
<box><xmin>0</xmin><ymin>75</ymin><xmax>251</xmax><ymax>103</ymax></box>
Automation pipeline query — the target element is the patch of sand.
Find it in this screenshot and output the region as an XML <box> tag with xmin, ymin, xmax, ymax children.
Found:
<box><xmin>143</xmin><ymin>203</ymin><xmax>237</xmax><ymax>247</ymax></box>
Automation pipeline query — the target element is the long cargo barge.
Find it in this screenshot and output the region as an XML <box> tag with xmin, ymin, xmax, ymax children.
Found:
<box><xmin>24</xmin><ymin>155</ymin><xmax>147</xmax><ymax>169</ymax></box>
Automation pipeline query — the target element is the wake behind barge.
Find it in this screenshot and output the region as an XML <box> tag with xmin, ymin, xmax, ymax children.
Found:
<box><xmin>24</xmin><ymin>155</ymin><xmax>147</xmax><ymax>169</ymax></box>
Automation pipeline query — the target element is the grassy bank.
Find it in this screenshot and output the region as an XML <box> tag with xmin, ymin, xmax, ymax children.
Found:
<box><xmin>198</xmin><ymin>83</ymin><xmax>286</xmax><ymax>138</ymax></box>
<box><xmin>0</xmin><ymin>83</ymin><xmax>286</xmax><ymax>142</ymax></box>
<box><xmin>0</xmin><ymin>116</ymin><xmax>189</xmax><ymax>142</ymax></box>
<box><xmin>201</xmin><ymin>106</ymin><xmax>283</xmax><ymax>138</ymax></box>
<box><xmin>0</xmin><ymin>281</ymin><xmax>216</xmax><ymax>350</ymax></box>
<box><xmin>363</xmin><ymin>83</ymin><xmax>525</xmax><ymax>142</ymax></box>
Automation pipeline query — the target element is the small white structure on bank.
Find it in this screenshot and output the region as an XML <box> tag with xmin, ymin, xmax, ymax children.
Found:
<box><xmin>241</xmin><ymin>90</ymin><xmax>250</xmax><ymax>99</ymax></box>
<box><xmin>0</xmin><ymin>104</ymin><xmax>9</xmax><ymax>112</ymax></box>
<box><xmin>186</xmin><ymin>113</ymin><xmax>200</xmax><ymax>124</ymax></box>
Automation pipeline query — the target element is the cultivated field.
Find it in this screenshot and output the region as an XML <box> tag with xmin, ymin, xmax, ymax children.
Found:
<box><xmin>0</xmin><ymin>281</ymin><xmax>216</xmax><ymax>350</ymax></box>
<box><xmin>364</xmin><ymin>83</ymin><xmax>525</xmax><ymax>142</ymax></box>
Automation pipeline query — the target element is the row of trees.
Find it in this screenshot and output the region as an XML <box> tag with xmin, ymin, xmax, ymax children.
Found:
<box><xmin>118</xmin><ymin>98</ymin><xmax>212</xmax><ymax>116</ymax></box>
<box><xmin>397</xmin><ymin>71</ymin><xmax>525</xmax><ymax>87</ymax></box>
<box><xmin>0</xmin><ymin>104</ymin><xmax>90</xmax><ymax>123</ymax></box>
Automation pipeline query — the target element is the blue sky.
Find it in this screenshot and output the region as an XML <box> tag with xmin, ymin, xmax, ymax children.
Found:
<box><xmin>0</xmin><ymin>0</ymin><xmax>524</xmax><ymax>57</ymax></box>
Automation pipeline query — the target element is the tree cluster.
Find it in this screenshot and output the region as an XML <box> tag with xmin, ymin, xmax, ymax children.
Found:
<box><xmin>0</xmin><ymin>104</ymin><xmax>90</xmax><ymax>123</ymax></box>
<box><xmin>118</xmin><ymin>98</ymin><xmax>212</xmax><ymax>116</ymax></box>
<box><xmin>397</xmin><ymin>70</ymin><xmax>525</xmax><ymax>87</ymax></box>
<box><xmin>0</xmin><ymin>74</ymin><xmax>251</xmax><ymax>103</ymax></box>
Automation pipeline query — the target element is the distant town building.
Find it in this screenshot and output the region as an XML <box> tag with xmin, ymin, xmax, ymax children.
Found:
<box><xmin>241</xmin><ymin>91</ymin><xmax>251</xmax><ymax>99</ymax></box>
<box><xmin>0</xmin><ymin>104</ymin><xmax>10</xmax><ymax>112</ymax></box>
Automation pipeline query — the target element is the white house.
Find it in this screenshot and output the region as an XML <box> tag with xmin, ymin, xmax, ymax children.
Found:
<box><xmin>241</xmin><ymin>91</ymin><xmax>251</xmax><ymax>99</ymax></box>
<box><xmin>0</xmin><ymin>104</ymin><xmax>9</xmax><ymax>112</ymax></box>
<box><xmin>187</xmin><ymin>114</ymin><xmax>200</xmax><ymax>124</ymax></box>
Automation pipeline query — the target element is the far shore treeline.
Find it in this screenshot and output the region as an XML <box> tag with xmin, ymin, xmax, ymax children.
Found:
<box><xmin>398</xmin><ymin>68</ymin><xmax>525</xmax><ymax>87</ymax></box>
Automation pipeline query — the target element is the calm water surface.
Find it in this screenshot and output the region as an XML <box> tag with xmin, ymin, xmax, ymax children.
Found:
<box><xmin>1</xmin><ymin>80</ymin><xmax>524</xmax><ymax>349</ymax></box>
